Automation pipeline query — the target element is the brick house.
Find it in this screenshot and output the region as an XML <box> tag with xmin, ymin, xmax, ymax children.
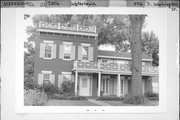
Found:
<box><xmin>34</xmin><ymin>22</ymin><xmax>159</xmax><ymax>97</ymax></box>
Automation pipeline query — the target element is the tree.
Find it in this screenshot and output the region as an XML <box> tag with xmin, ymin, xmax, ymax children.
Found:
<box><xmin>142</xmin><ymin>31</ymin><xmax>159</xmax><ymax>66</ymax></box>
<box><xmin>129</xmin><ymin>15</ymin><xmax>145</xmax><ymax>97</ymax></box>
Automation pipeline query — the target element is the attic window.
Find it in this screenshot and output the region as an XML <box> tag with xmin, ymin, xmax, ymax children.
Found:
<box><xmin>75</xmin><ymin>35</ymin><xmax>81</xmax><ymax>38</ymax></box>
<box><xmin>69</xmin><ymin>34</ymin><xmax>75</xmax><ymax>38</ymax></box>
<box><xmin>47</xmin><ymin>32</ymin><xmax>54</xmax><ymax>36</ymax></box>
<box><xmin>89</xmin><ymin>36</ymin><xmax>95</xmax><ymax>39</ymax></box>
<box><xmin>55</xmin><ymin>33</ymin><xmax>61</xmax><ymax>36</ymax></box>
<box><xmin>40</xmin><ymin>32</ymin><xmax>46</xmax><ymax>35</ymax></box>
<box><xmin>82</xmin><ymin>35</ymin><xmax>88</xmax><ymax>39</ymax></box>
<box><xmin>62</xmin><ymin>33</ymin><xmax>68</xmax><ymax>37</ymax></box>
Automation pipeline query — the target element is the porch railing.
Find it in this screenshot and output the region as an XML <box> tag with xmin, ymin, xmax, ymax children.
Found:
<box><xmin>38</xmin><ymin>21</ymin><xmax>96</xmax><ymax>33</ymax></box>
<box><xmin>73</xmin><ymin>61</ymin><xmax>159</xmax><ymax>74</ymax></box>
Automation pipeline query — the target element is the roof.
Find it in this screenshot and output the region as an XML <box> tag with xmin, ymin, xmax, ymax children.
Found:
<box><xmin>97</xmin><ymin>50</ymin><xmax>152</xmax><ymax>61</ymax></box>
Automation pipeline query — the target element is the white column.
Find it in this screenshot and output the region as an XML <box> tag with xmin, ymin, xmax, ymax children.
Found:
<box><xmin>98</xmin><ymin>72</ymin><xmax>101</xmax><ymax>96</ymax></box>
<box><xmin>117</xmin><ymin>73</ymin><xmax>121</xmax><ymax>97</ymax></box>
<box><xmin>75</xmin><ymin>71</ymin><xmax>78</xmax><ymax>96</ymax></box>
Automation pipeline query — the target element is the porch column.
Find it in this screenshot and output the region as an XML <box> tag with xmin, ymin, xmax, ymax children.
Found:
<box><xmin>75</xmin><ymin>71</ymin><xmax>78</xmax><ymax>96</ymax></box>
<box><xmin>117</xmin><ymin>73</ymin><xmax>121</xmax><ymax>97</ymax></box>
<box><xmin>98</xmin><ymin>72</ymin><xmax>101</xmax><ymax>96</ymax></box>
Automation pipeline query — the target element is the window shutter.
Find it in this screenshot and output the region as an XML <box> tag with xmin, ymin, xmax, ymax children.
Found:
<box><xmin>71</xmin><ymin>45</ymin><xmax>76</xmax><ymax>60</ymax></box>
<box><xmin>40</xmin><ymin>43</ymin><xmax>45</xmax><ymax>58</ymax></box>
<box><xmin>52</xmin><ymin>44</ymin><xmax>56</xmax><ymax>59</ymax></box>
<box><xmin>78</xmin><ymin>46</ymin><xmax>82</xmax><ymax>60</ymax></box>
<box><xmin>58</xmin><ymin>74</ymin><xmax>62</xmax><ymax>88</ymax></box>
<box><xmin>51</xmin><ymin>74</ymin><xmax>55</xmax><ymax>84</ymax></box>
<box><xmin>59</xmin><ymin>44</ymin><xmax>64</xmax><ymax>59</ymax></box>
<box><xmin>38</xmin><ymin>73</ymin><xmax>43</xmax><ymax>85</ymax></box>
<box><xmin>88</xmin><ymin>47</ymin><xmax>93</xmax><ymax>61</ymax></box>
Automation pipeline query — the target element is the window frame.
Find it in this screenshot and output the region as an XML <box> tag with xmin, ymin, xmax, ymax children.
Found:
<box><xmin>82</xmin><ymin>46</ymin><xmax>89</xmax><ymax>61</ymax></box>
<box><xmin>43</xmin><ymin>43</ymin><xmax>53</xmax><ymax>59</ymax></box>
<box><xmin>62</xmin><ymin>72</ymin><xmax>72</xmax><ymax>82</ymax></box>
<box><xmin>63</xmin><ymin>42</ymin><xmax>73</xmax><ymax>61</ymax></box>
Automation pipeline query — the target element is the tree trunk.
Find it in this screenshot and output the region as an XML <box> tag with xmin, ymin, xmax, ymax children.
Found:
<box><xmin>129</xmin><ymin>15</ymin><xmax>145</xmax><ymax>97</ymax></box>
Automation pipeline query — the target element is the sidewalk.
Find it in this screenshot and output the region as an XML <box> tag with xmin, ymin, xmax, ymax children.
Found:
<box><xmin>87</xmin><ymin>99</ymin><xmax>111</xmax><ymax>106</ymax></box>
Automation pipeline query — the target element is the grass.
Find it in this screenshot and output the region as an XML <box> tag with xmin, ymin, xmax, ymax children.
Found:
<box><xmin>47</xmin><ymin>99</ymin><xmax>100</xmax><ymax>106</ymax></box>
<box><xmin>103</xmin><ymin>100</ymin><xmax>159</xmax><ymax>106</ymax></box>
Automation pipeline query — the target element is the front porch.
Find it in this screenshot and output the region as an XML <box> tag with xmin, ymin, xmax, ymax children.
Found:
<box><xmin>74</xmin><ymin>71</ymin><xmax>154</xmax><ymax>97</ymax></box>
<box><xmin>73</xmin><ymin>61</ymin><xmax>159</xmax><ymax>97</ymax></box>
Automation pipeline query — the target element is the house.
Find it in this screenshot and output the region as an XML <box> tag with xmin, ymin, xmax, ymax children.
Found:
<box><xmin>34</xmin><ymin>22</ymin><xmax>159</xmax><ymax>97</ymax></box>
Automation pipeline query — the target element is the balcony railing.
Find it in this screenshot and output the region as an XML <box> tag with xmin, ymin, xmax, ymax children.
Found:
<box><xmin>38</xmin><ymin>21</ymin><xmax>96</xmax><ymax>33</ymax></box>
<box><xmin>73</xmin><ymin>61</ymin><xmax>159</xmax><ymax>74</ymax></box>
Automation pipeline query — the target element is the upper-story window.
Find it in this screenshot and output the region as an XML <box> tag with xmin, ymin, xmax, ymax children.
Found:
<box><xmin>40</xmin><ymin>41</ymin><xmax>56</xmax><ymax>59</ymax></box>
<box><xmin>82</xmin><ymin>46</ymin><xmax>89</xmax><ymax>60</ymax></box>
<box><xmin>78</xmin><ymin>43</ymin><xmax>93</xmax><ymax>61</ymax></box>
<box><xmin>44</xmin><ymin>44</ymin><xmax>52</xmax><ymax>58</ymax></box>
<box><xmin>59</xmin><ymin>42</ymin><xmax>75</xmax><ymax>61</ymax></box>
<box><xmin>64</xmin><ymin>44</ymin><xmax>72</xmax><ymax>60</ymax></box>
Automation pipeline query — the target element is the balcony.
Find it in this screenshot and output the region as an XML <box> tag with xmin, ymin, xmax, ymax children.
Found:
<box><xmin>38</xmin><ymin>21</ymin><xmax>96</xmax><ymax>33</ymax></box>
<box><xmin>73</xmin><ymin>61</ymin><xmax>159</xmax><ymax>76</ymax></box>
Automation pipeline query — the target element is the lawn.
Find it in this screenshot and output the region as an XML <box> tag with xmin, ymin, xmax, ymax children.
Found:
<box><xmin>47</xmin><ymin>99</ymin><xmax>100</xmax><ymax>106</ymax></box>
<box><xmin>102</xmin><ymin>100</ymin><xmax>159</xmax><ymax>106</ymax></box>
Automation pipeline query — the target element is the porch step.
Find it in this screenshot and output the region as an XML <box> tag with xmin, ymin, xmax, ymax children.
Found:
<box><xmin>88</xmin><ymin>99</ymin><xmax>111</xmax><ymax>106</ymax></box>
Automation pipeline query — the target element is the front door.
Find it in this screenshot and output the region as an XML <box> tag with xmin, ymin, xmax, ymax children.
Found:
<box><xmin>79</xmin><ymin>76</ymin><xmax>90</xmax><ymax>96</ymax></box>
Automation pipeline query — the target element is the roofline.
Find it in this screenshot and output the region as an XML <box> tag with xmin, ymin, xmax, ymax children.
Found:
<box><xmin>97</xmin><ymin>55</ymin><xmax>153</xmax><ymax>61</ymax></box>
<box><xmin>37</xmin><ymin>28</ymin><xmax>98</xmax><ymax>37</ymax></box>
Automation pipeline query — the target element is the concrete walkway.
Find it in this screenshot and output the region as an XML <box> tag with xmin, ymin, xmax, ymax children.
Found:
<box><xmin>88</xmin><ymin>99</ymin><xmax>111</xmax><ymax>106</ymax></box>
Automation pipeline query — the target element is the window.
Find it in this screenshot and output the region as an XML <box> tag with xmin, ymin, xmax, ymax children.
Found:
<box><xmin>63</xmin><ymin>44</ymin><xmax>71</xmax><ymax>60</ymax></box>
<box><xmin>62</xmin><ymin>72</ymin><xmax>72</xmax><ymax>82</ymax></box>
<box><xmin>142</xmin><ymin>62</ymin><xmax>146</xmax><ymax>65</ymax></box>
<box><xmin>43</xmin><ymin>73</ymin><xmax>51</xmax><ymax>84</ymax></box>
<box><xmin>82</xmin><ymin>78</ymin><xmax>88</xmax><ymax>88</ymax></box>
<box><xmin>44</xmin><ymin>44</ymin><xmax>52</xmax><ymax>58</ymax></box>
<box><xmin>102</xmin><ymin>59</ymin><xmax>109</xmax><ymax>63</ymax></box>
<box><xmin>82</xmin><ymin>46</ymin><xmax>89</xmax><ymax>60</ymax></box>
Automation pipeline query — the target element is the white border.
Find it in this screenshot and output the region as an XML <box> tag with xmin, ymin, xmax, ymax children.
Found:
<box><xmin>15</xmin><ymin>8</ymin><xmax>167</xmax><ymax>113</ymax></box>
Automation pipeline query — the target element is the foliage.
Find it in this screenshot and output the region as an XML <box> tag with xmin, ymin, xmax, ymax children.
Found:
<box><xmin>50</xmin><ymin>94</ymin><xmax>87</xmax><ymax>100</ymax></box>
<box><xmin>123</xmin><ymin>95</ymin><xmax>148</xmax><ymax>104</ymax></box>
<box><xmin>96</xmin><ymin>96</ymin><xmax>124</xmax><ymax>101</ymax></box>
<box><xmin>39</xmin><ymin>83</ymin><xmax>60</xmax><ymax>96</ymax></box>
<box><xmin>59</xmin><ymin>81</ymin><xmax>75</xmax><ymax>96</ymax></box>
<box><xmin>144</xmin><ymin>91</ymin><xmax>159</xmax><ymax>101</ymax></box>
<box><xmin>24</xmin><ymin>89</ymin><xmax>47</xmax><ymax>106</ymax></box>
<box><xmin>142</xmin><ymin>31</ymin><xmax>159</xmax><ymax>66</ymax></box>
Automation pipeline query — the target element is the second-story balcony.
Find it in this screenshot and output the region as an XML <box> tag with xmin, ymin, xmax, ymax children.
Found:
<box><xmin>73</xmin><ymin>61</ymin><xmax>159</xmax><ymax>76</ymax></box>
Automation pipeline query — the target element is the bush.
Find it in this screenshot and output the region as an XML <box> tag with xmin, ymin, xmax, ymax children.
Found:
<box><xmin>144</xmin><ymin>92</ymin><xmax>159</xmax><ymax>101</ymax></box>
<box><xmin>60</xmin><ymin>81</ymin><xmax>75</xmax><ymax>96</ymax></box>
<box><xmin>123</xmin><ymin>95</ymin><xmax>147</xmax><ymax>104</ymax></box>
<box><xmin>96</xmin><ymin>96</ymin><xmax>124</xmax><ymax>101</ymax></box>
<box><xmin>51</xmin><ymin>94</ymin><xmax>87</xmax><ymax>100</ymax></box>
<box><xmin>24</xmin><ymin>89</ymin><xmax>47</xmax><ymax>106</ymax></box>
<box><xmin>39</xmin><ymin>83</ymin><xmax>60</xmax><ymax>96</ymax></box>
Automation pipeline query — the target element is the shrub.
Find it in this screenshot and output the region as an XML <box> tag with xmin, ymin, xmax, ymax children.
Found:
<box><xmin>96</xmin><ymin>96</ymin><xmax>124</xmax><ymax>101</ymax></box>
<box><xmin>51</xmin><ymin>94</ymin><xmax>87</xmax><ymax>100</ymax></box>
<box><xmin>24</xmin><ymin>89</ymin><xmax>47</xmax><ymax>106</ymax></box>
<box><xmin>123</xmin><ymin>95</ymin><xmax>148</xmax><ymax>104</ymax></box>
<box><xmin>60</xmin><ymin>81</ymin><xmax>75</xmax><ymax>96</ymax></box>
<box><xmin>39</xmin><ymin>83</ymin><xmax>60</xmax><ymax>97</ymax></box>
<box><xmin>144</xmin><ymin>92</ymin><xmax>159</xmax><ymax>101</ymax></box>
